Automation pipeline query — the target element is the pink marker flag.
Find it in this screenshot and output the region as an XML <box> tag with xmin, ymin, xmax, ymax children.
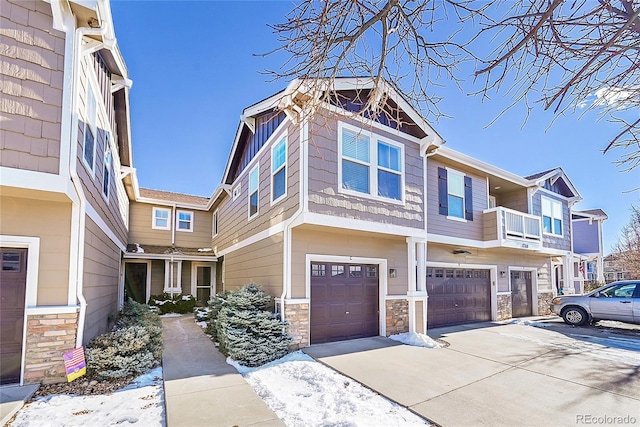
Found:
<box><xmin>63</xmin><ymin>347</ymin><xmax>86</xmax><ymax>382</ymax></box>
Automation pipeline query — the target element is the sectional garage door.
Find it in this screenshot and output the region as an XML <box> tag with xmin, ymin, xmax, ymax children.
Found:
<box><xmin>427</xmin><ymin>268</ymin><xmax>491</xmax><ymax>328</ymax></box>
<box><xmin>310</xmin><ymin>262</ymin><xmax>379</xmax><ymax>344</ymax></box>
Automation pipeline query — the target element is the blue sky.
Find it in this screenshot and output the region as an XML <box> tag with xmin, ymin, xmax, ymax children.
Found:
<box><xmin>111</xmin><ymin>1</ymin><xmax>639</xmax><ymax>254</ymax></box>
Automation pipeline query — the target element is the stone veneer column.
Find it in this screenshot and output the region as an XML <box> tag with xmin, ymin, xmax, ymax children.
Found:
<box><xmin>497</xmin><ymin>294</ymin><xmax>512</xmax><ymax>320</ymax></box>
<box><xmin>284</xmin><ymin>303</ymin><xmax>309</xmax><ymax>349</ymax></box>
<box><xmin>537</xmin><ymin>292</ymin><xmax>553</xmax><ymax>316</ymax></box>
<box><xmin>24</xmin><ymin>312</ymin><xmax>78</xmax><ymax>384</ymax></box>
<box><xmin>385</xmin><ymin>299</ymin><xmax>409</xmax><ymax>335</ymax></box>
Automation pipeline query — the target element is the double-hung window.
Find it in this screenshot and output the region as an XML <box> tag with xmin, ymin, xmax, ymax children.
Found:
<box><xmin>212</xmin><ymin>210</ymin><xmax>218</xmax><ymax>237</ymax></box>
<box><xmin>542</xmin><ymin>196</ymin><xmax>562</xmax><ymax>236</ymax></box>
<box><xmin>437</xmin><ymin>167</ymin><xmax>473</xmax><ymax>220</ymax></box>
<box><xmin>176</xmin><ymin>210</ymin><xmax>193</xmax><ymax>232</ymax></box>
<box><xmin>248</xmin><ymin>165</ymin><xmax>259</xmax><ymax>218</ymax></box>
<box><xmin>83</xmin><ymin>85</ymin><xmax>97</xmax><ymax>173</ymax></box>
<box><xmin>272</xmin><ymin>137</ymin><xmax>287</xmax><ymax>202</ymax></box>
<box><xmin>102</xmin><ymin>133</ymin><xmax>112</xmax><ymax>200</ymax></box>
<box><xmin>153</xmin><ymin>207</ymin><xmax>171</xmax><ymax>230</ymax></box>
<box><xmin>339</xmin><ymin>124</ymin><xmax>404</xmax><ymax>202</ymax></box>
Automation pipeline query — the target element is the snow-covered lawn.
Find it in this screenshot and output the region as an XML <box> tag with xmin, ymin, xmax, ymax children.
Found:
<box><xmin>9</xmin><ymin>368</ymin><xmax>164</xmax><ymax>427</ymax></box>
<box><xmin>229</xmin><ymin>351</ymin><xmax>430</xmax><ymax>427</ymax></box>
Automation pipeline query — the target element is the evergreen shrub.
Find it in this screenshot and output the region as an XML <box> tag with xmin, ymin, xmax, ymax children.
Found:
<box><xmin>85</xmin><ymin>299</ymin><xmax>162</xmax><ymax>379</ymax></box>
<box><xmin>148</xmin><ymin>293</ymin><xmax>196</xmax><ymax>314</ymax></box>
<box><xmin>211</xmin><ymin>284</ymin><xmax>291</xmax><ymax>367</ymax></box>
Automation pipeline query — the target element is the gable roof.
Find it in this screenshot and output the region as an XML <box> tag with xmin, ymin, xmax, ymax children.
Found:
<box><xmin>525</xmin><ymin>167</ymin><xmax>582</xmax><ymax>201</ymax></box>
<box><xmin>572</xmin><ymin>209</ymin><xmax>608</xmax><ymax>220</ymax></box>
<box><xmin>139</xmin><ymin>188</ymin><xmax>209</xmax><ymax>206</ymax></box>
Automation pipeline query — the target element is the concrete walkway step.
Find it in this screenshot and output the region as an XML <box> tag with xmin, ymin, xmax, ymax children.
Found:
<box><xmin>162</xmin><ymin>315</ymin><xmax>284</xmax><ymax>427</ymax></box>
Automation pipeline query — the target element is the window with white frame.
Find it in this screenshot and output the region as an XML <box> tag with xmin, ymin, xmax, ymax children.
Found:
<box><xmin>212</xmin><ymin>210</ymin><xmax>218</xmax><ymax>237</ymax></box>
<box><xmin>152</xmin><ymin>207</ymin><xmax>171</xmax><ymax>230</ymax></box>
<box><xmin>83</xmin><ymin>84</ymin><xmax>97</xmax><ymax>172</ymax></box>
<box><xmin>176</xmin><ymin>210</ymin><xmax>193</xmax><ymax>232</ymax></box>
<box><xmin>249</xmin><ymin>165</ymin><xmax>259</xmax><ymax>218</ymax></box>
<box><xmin>447</xmin><ymin>169</ymin><xmax>465</xmax><ymax>219</ymax></box>
<box><xmin>542</xmin><ymin>196</ymin><xmax>563</xmax><ymax>236</ymax></box>
<box><xmin>102</xmin><ymin>133</ymin><xmax>112</xmax><ymax>200</ymax></box>
<box><xmin>339</xmin><ymin>124</ymin><xmax>404</xmax><ymax>202</ymax></box>
<box><xmin>272</xmin><ymin>137</ymin><xmax>287</xmax><ymax>202</ymax></box>
<box><xmin>437</xmin><ymin>167</ymin><xmax>473</xmax><ymax>221</ymax></box>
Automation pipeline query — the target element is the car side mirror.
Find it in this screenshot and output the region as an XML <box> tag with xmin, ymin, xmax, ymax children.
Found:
<box><xmin>591</xmin><ymin>292</ymin><xmax>600</xmax><ymax>298</ymax></box>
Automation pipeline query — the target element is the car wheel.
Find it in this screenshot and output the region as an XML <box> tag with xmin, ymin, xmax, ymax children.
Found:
<box><xmin>562</xmin><ymin>307</ymin><xmax>588</xmax><ymax>326</ymax></box>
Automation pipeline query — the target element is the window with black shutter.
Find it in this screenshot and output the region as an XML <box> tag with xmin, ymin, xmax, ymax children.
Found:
<box><xmin>437</xmin><ymin>166</ymin><xmax>473</xmax><ymax>221</ymax></box>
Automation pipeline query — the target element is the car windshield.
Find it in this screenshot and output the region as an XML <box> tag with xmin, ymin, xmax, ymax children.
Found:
<box><xmin>599</xmin><ymin>283</ymin><xmax>637</xmax><ymax>298</ymax></box>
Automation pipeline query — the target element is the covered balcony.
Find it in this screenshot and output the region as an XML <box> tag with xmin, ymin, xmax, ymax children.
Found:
<box><xmin>483</xmin><ymin>207</ymin><xmax>542</xmax><ymax>250</ymax></box>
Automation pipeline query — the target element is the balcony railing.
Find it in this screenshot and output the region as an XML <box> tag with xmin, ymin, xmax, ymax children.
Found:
<box><xmin>483</xmin><ymin>207</ymin><xmax>542</xmax><ymax>247</ymax></box>
<box><xmin>503</xmin><ymin>209</ymin><xmax>541</xmax><ymax>240</ymax></box>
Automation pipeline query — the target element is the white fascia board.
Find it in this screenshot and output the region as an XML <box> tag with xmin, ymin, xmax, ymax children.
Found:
<box><xmin>0</xmin><ymin>167</ymin><xmax>72</xmax><ymax>196</ymax></box>
<box><xmin>205</xmin><ymin>184</ymin><xmax>231</xmax><ymax>210</ymax></box>
<box><xmin>436</xmin><ymin>146</ymin><xmax>532</xmax><ymax>187</ymax></box>
<box><xmin>122</xmin><ymin>253</ymin><xmax>217</xmax><ymax>262</ymax></box>
<box><xmin>299</xmin><ymin>212</ymin><xmax>428</xmax><ymax>239</ymax></box>
<box><xmin>135</xmin><ymin>197</ymin><xmax>209</xmax><ymax>211</ymax></box>
<box><xmin>221</xmin><ymin>121</ymin><xmax>247</xmax><ymax>185</ymax></box>
<box><xmin>242</xmin><ymin>91</ymin><xmax>286</xmax><ymax>118</ymax></box>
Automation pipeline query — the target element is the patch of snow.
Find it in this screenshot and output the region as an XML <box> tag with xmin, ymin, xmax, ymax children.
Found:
<box><xmin>133</xmin><ymin>243</ymin><xmax>144</xmax><ymax>254</ymax></box>
<box><xmin>10</xmin><ymin>368</ymin><xmax>164</xmax><ymax>427</ymax></box>
<box><xmin>155</xmin><ymin>300</ymin><xmax>169</xmax><ymax>305</ymax></box>
<box><xmin>196</xmin><ymin>321</ymin><xmax>207</xmax><ymax>329</ymax></box>
<box><xmin>389</xmin><ymin>332</ymin><xmax>442</xmax><ymax>348</ymax></box>
<box><xmin>505</xmin><ymin>318</ymin><xmax>552</xmax><ymax>328</ymax></box>
<box><xmin>181</xmin><ymin>295</ymin><xmax>193</xmax><ymax>301</ymax></box>
<box><xmin>159</xmin><ymin>313</ymin><xmax>182</xmax><ymax>318</ymax></box>
<box><xmin>228</xmin><ymin>351</ymin><xmax>429</xmax><ymax>426</ymax></box>
<box><xmin>197</xmin><ymin>248</ymin><xmax>213</xmax><ymax>252</ymax></box>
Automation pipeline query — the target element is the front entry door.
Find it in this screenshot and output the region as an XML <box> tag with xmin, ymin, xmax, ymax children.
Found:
<box><xmin>0</xmin><ymin>248</ymin><xmax>27</xmax><ymax>384</ymax></box>
<box><xmin>124</xmin><ymin>263</ymin><xmax>148</xmax><ymax>304</ymax></box>
<box><xmin>511</xmin><ymin>271</ymin><xmax>533</xmax><ymax>317</ymax></box>
<box><xmin>195</xmin><ymin>265</ymin><xmax>212</xmax><ymax>306</ymax></box>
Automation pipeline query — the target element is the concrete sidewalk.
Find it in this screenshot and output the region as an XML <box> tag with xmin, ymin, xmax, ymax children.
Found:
<box><xmin>0</xmin><ymin>384</ymin><xmax>38</xmax><ymax>426</ymax></box>
<box><xmin>162</xmin><ymin>315</ymin><xmax>284</xmax><ymax>427</ymax></box>
<box><xmin>304</xmin><ymin>321</ymin><xmax>640</xmax><ymax>427</ymax></box>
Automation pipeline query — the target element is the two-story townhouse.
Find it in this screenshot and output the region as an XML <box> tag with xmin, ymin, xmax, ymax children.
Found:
<box><xmin>571</xmin><ymin>209</ymin><xmax>608</xmax><ymax>287</ymax></box>
<box><xmin>425</xmin><ymin>151</ymin><xmax>585</xmax><ymax>326</ymax></box>
<box><xmin>0</xmin><ymin>0</ymin><xmax>134</xmax><ymax>384</ymax></box>
<box><xmin>123</xmin><ymin>188</ymin><xmax>216</xmax><ymax>305</ymax></box>
<box><xmin>210</xmin><ymin>77</ymin><xmax>444</xmax><ymax>348</ymax></box>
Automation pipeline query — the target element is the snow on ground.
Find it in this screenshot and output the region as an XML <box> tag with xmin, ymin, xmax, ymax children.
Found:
<box><xmin>10</xmin><ymin>367</ymin><xmax>164</xmax><ymax>427</ymax></box>
<box><xmin>159</xmin><ymin>313</ymin><xmax>182</xmax><ymax>318</ymax></box>
<box><xmin>389</xmin><ymin>332</ymin><xmax>442</xmax><ymax>348</ymax></box>
<box><xmin>196</xmin><ymin>321</ymin><xmax>207</xmax><ymax>328</ymax></box>
<box><xmin>504</xmin><ymin>318</ymin><xmax>553</xmax><ymax>328</ymax></box>
<box><xmin>228</xmin><ymin>352</ymin><xmax>429</xmax><ymax>427</ymax></box>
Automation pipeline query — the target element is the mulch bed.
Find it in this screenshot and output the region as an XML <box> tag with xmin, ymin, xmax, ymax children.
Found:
<box><xmin>30</xmin><ymin>374</ymin><xmax>137</xmax><ymax>401</ymax></box>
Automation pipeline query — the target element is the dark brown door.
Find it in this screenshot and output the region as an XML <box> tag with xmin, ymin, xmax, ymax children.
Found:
<box><xmin>427</xmin><ymin>268</ymin><xmax>491</xmax><ymax>328</ymax></box>
<box><xmin>511</xmin><ymin>271</ymin><xmax>533</xmax><ymax>317</ymax></box>
<box><xmin>310</xmin><ymin>262</ymin><xmax>379</xmax><ymax>344</ymax></box>
<box><xmin>0</xmin><ymin>248</ymin><xmax>27</xmax><ymax>385</ymax></box>
<box><xmin>124</xmin><ymin>263</ymin><xmax>147</xmax><ymax>304</ymax></box>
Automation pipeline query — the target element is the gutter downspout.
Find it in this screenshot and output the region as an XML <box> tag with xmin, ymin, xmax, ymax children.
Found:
<box><xmin>69</xmin><ymin>24</ymin><xmax>109</xmax><ymax>347</ymax></box>
<box><xmin>280</xmin><ymin>105</ymin><xmax>306</xmax><ymax>319</ymax></box>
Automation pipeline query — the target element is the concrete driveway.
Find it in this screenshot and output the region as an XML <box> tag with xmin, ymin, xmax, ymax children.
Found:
<box><xmin>303</xmin><ymin>318</ymin><xmax>640</xmax><ymax>427</ymax></box>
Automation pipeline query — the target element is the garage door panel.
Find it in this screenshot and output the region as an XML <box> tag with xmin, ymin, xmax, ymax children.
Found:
<box><xmin>427</xmin><ymin>268</ymin><xmax>491</xmax><ymax>328</ymax></box>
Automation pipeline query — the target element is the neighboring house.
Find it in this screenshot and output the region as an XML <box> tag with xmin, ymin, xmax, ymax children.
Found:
<box><xmin>123</xmin><ymin>188</ymin><xmax>217</xmax><ymax>306</ymax></box>
<box><xmin>603</xmin><ymin>253</ymin><xmax>630</xmax><ymax>282</ymax></box>
<box><xmin>0</xmin><ymin>0</ymin><xmax>134</xmax><ymax>384</ymax></box>
<box><xmin>572</xmin><ymin>209</ymin><xmax>608</xmax><ymax>288</ymax></box>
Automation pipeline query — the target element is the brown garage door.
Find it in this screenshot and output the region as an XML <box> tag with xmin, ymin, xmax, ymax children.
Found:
<box><xmin>0</xmin><ymin>248</ymin><xmax>27</xmax><ymax>385</ymax></box>
<box><xmin>310</xmin><ymin>262</ymin><xmax>379</xmax><ymax>344</ymax></box>
<box><xmin>427</xmin><ymin>268</ymin><xmax>491</xmax><ymax>328</ymax></box>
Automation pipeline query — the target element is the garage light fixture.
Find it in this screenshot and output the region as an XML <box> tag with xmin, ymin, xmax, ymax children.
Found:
<box><xmin>453</xmin><ymin>249</ymin><xmax>472</xmax><ymax>255</ymax></box>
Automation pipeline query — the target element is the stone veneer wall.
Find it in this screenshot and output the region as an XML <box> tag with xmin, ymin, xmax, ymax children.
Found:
<box><xmin>285</xmin><ymin>303</ymin><xmax>309</xmax><ymax>349</ymax></box>
<box><xmin>385</xmin><ymin>299</ymin><xmax>409</xmax><ymax>335</ymax></box>
<box><xmin>538</xmin><ymin>292</ymin><xmax>553</xmax><ymax>316</ymax></box>
<box><xmin>24</xmin><ymin>312</ymin><xmax>78</xmax><ymax>384</ymax></box>
<box><xmin>497</xmin><ymin>294</ymin><xmax>512</xmax><ymax>320</ymax></box>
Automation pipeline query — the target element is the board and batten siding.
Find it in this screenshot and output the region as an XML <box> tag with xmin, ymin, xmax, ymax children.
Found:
<box><xmin>530</xmin><ymin>191</ymin><xmax>571</xmax><ymax>251</ymax></box>
<box><xmin>427</xmin><ymin>243</ymin><xmax>553</xmax><ymax>293</ymax></box>
<box><xmin>82</xmin><ymin>216</ymin><xmax>121</xmax><ymax>344</ymax></box>
<box><xmin>0</xmin><ymin>194</ymin><xmax>72</xmax><ymax>305</ymax></box>
<box><xmin>426</xmin><ymin>158</ymin><xmax>487</xmax><ymax>241</ymax></box>
<box><xmin>0</xmin><ymin>0</ymin><xmax>65</xmax><ymax>175</ymax></box>
<box><xmin>222</xmin><ymin>233</ymin><xmax>284</xmax><ymax>298</ymax></box>
<box><xmin>572</xmin><ymin>220</ymin><xmax>600</xmax><ymax>254</ymax></box>
<box><xmin>213</xmin><ymin>121</ymin><xmax>300</xmax><ymax>253</ymax></box>
<box><xmin>291</xmin><ymin>226</ymin><xmax>409</xmax><ymax>298</ymax></box>
<box><xmin>128</xmin><ymin>202</ymin><xmax>212</xmax><ymax>248</ymax></box>
<box><xmin>307</xmin><ymin>115</ymin><xmax>425</xmax><ymax>229</ymax></box>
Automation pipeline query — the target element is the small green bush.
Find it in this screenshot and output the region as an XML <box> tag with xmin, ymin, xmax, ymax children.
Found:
<box><xmin>205</xmin><ymin>290</ymin><xmax>231</xmax><ymax>339</ymax></box>
<box><xmin>86</xmin><ymin>299</ymin><xmax>162</xmax><ymax>379</ymax></box>
<box><xmin>148</xmin><ymin>293</ymin><xmax>196</xmax><ymax>314</ymax></box>
<box><xmin>214</xmin><ymin>284</ymin><xmax>291</xmax><ymax>367</ymax></box>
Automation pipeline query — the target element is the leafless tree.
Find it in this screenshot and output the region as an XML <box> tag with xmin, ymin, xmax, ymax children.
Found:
<box><xmin>267</xmin><ymin>0</ymin><xmax>640</xmax><ymax>170</ymax></box>
<box><xmin>612</xmin><ymin>205</ymin><xmax>640</xmax><ymax>279</ymax></box>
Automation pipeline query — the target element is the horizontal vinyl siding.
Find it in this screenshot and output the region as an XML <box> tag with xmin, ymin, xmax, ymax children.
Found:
<box><xmin>426</xmin><ymin>158</ymin><xmax>487</xmax><ymax>241</ymax></box>
<box><xmin>150</xmin><ymin>260</ymin><xmax>164</xmax><ymax>295</ymax></box>
<box><xmin>0</xmin><ymin>195</ymin><xmax>72</xmax><ymax>305</ymax></box>
<box><xmin>498</xmin><ymin>189</ymin><xmax>529</xmax><ymax>213</ymax></box>
<box><xmin>427</xmin><ymin>243</ymin><xmax>553</xmax><ymax>293</ymax></box>
<box><xmin>82</xmin><ymin>217</ymin><xmax>121</xmax><ymax>344</ymax></box>
<box><xmin>292</xmin><ymin>226</ymin><xmax>408</xmax><ymax>297</ymax></box>
<box><xmin>223</xmin><ymin>233</ymin><xmax>284</xmax><ymax>298</ymax></box>
<box><xmin>214</xmin><ymin>122</ymin><xmax>299</xmax><ymax>252</ymax></box>
<box><xmin>307</xmin><ymin>116</ymin><xmax>424</xmax><ymax>229</ymax></box>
